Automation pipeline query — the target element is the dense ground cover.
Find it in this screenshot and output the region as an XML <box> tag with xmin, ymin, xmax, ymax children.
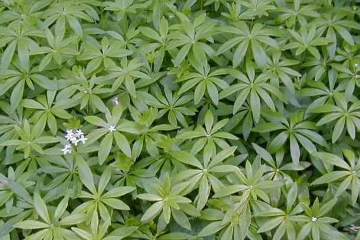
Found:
<box><xmin>0</xmin><ymin>0</ymin><xmax>360</xmax><ymax>239</ymax></box>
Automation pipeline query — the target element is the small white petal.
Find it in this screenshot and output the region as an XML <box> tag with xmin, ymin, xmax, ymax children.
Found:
<box><xmin>75</xmin><ymin>129</ymin><xmax>83</xmax><ymax>135</ymax></box>
<box><xmin>108</xmin><ymin>125</ymin><xmax>116</xmax><ymax>132</ymax></box>
<box><xmin>65</xmin><ymin>133</ymin><xmax>74</xmax><ymax>140</ymax></box>
<box><xmin>112</xmin><ymin>96</ymin><xmax>119</xmax><ymax>106</ymax></box>
<box><xmin>66</xmin><ymin>129</ymin><xmax>73</xmax><ymax>134</ymax></box>
<box><xmin>72</xmin><ymin>138</ymin><xmax>80</xmax><ymax>146</ymax></box>
<box><xmin>79</xmin><ymin>136</ymin><xmax>87</xmax><ymax>144</ymax></box>
<box><xmin>61</xmin><ymin>147</ymin><xmax>71</xmax><ymax>155</ymax></box>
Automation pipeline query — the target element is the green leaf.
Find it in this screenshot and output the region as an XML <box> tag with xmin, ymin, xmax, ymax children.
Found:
<box><xmin>173</xmin><ymin>44</ymin><xmax>191</xmax><ymax>66</ymax></box>
<box><xmin>198</xmin><ymin>221</ymin><xmax>224</xmax><ymax>237</ymax></box>
<box><xmin>140</xmin><ymin>27</ymin><xmax>162</xmax><ymax>42</ymax></box>
<box><xmin>137</xmin><ymin>194</ymin><xmax>162</xmax><ymax>201</ymax></box>
<box><xmin>311</xmin><ymin>152</ymin><xmax>350</xmax><ymax>170</ymax></box>
<box><xmin>76</xmin><ymin>155</ymin><xmax>96</xmax><ymax>194</ymax></box>
<box><xmin>172</xmin><ymin>208</ymin><xmax>191</xmax><ymax>230</ymax></box>
<box><xmin>170</xmin><ymin>151</ymin><xmax>203</xmax><ymax>169</ymax></box>
<box><xmin>114</xmin><ymin>132</ymin><xmax>131</xmax><ymax>157</ymax></box>
<box><xmin>290</xmin><ymin>135</ymin><xmax>300</xmax><ymax>165</ymax></box>
<box><xmin>14</xmin><ymin>220</ymin><xmax>49</xmax><ymax>229</ymax></box>
<box><xmin>67</xmin><ymin>15</ymin><xmax>83</xmax><ymax>35</ymax></box>
<box><xmin>99</xmin><ymin>133</ymin><xmax>113</xmax><ymax>165</ymax></box>
<box><xmin>216</xmin><ymin>37</ymin><xmax>241</xmax><ymax>55</ymax></box>
<box><xmin>1</xmin><ymin>41</ymin><xmax>16</xmax><ymax>70</ymax></box>
<box><xmin>252</xmin><ymin>143</ymin><xmax>273</xmax><ymax>164</ymax></box>
<box><xmin>98</xmin><ymin>166</ymin><xmax>112</xmax><ymax>195</ymax></box>
<box><xmin>332</xmin><ymin>117</ymin><xmax>345</xmax><ymax>143</ymax></box>
<box><xmin>257</xmin><ymin>217</ymin><xmax>283</xmax><ymax>233</ymax></box>
<box><xmin>194</xmin><ymin>81</ymin><xmax>206</xmax><ymax>104</ymax></box>
<box><xmin>252</xmin><ymin>40</ymin><xmax>267</xmax><ymax>67</ymax></box>
<box><xmin>319</xmin><ymin>199</ymin><xmax>337</xmax><ymax>217</ymax></box>
<box><xmin>253</xmin><ymin>123</ymin><xmax>284</xmax><ymax>133</ymax></box>
<box><xmin>256</xmin><ymin>180</ymin><xmax>283</xmax><ymax>190</ymax></box>
<box><xmin>22</xmin><ymin>99</ymin><xmax>46</xmax><ymax>109</ymax></box>
<box><xmin>197</xmin><ymin>176</ymin><xmax>209</xmax><ymax>210</ymax></box>
<box><xmin>207</xmin><ymin>81</ymin><xmax>219</xmax><ymax>105</ymax></box>
<box><xmin>102</xmin><ymin>198</ymin><xmax>130</xmax><ymax>210</ymax></box>
<box><xmin>311</xmin><ymin>171</ymin><xmax>349</xmax><ymax>185</ymax></box>
<box><xmin>60</xmin><ymin>214</ymin><xmax>86</xmax><ymax>226</ymax></box>
<box><xmin>10</xmin><ymin>80</ymin><xmax>25</xmax><ymax>112</ymax></box>
<box><xmin>141</xmin><ymin>201</ymin><xmax>164</xmax><ymax>222</ymax></box>
<box><xmin>296</xmin><ymin>223</ymin><xmax>312</xmax><ymax>240</ymax></box>
<box><xmin>54</xmin><ymin>196</ymin><xmax>69</xmax><ymax>220</ymax></box>
<box><xmin>233</xmin><ymin>40</ymin><xmax>249</xmax><ymax>67</ymax></box>
<box><xmin>214</xmin><ymin>185</ymin><xmax>248</xmax><ymax>198</ymax></box>
<box><xmin>34</xmin><ymin>192</ymin><xmax>50</xmax><ymax>224</ymax></box>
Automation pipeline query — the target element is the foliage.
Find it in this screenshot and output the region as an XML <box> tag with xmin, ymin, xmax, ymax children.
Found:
<box><xmin>0</xmin><ymin>0</ymin><xmax>360</xmax><ymax>239</ymax></box>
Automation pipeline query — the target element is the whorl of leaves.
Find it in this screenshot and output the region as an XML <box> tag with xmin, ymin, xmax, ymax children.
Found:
<box><xmin>0</xmin><ymin>0</ymin><xmax>360</xmax><ymax>239</ymax></box>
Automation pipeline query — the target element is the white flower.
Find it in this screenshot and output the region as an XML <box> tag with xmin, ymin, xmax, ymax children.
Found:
<box><xmin>71</xmin><ymin>138</ymin><xmax>80</xmax><ymax>146</ymax></box>
<box><xmin>67</xmin><ymin>135</ymin><xmax>77</xmax><ymax>145</ymax></box>
<box><xmin>66</xmin><ymin>129</ymin><xmax>73</xmax><ymax>134</ymax></box>
<box><xmin>61</xmin><ymin>144</ymin><xmax>72</xmax><ymax>154</ymax></box>
<box><xmin>65</xmin><ymin>130</ymin><xmax>74</xmax><ymax>141</ymax></box>
<box><xmin>67</xmin><ymin>136</ymin><xmax>75</xmax><ymax>143</ymax></box>
<box><xmin>112</xmin><ymin>96</ymin><xmax>119</xmax><ymax>106</ymax></box>
<box><xmin>312</xmin><ymin>217</ymin><xmax>318</xmax><ymax>222</ymax></box>
<box><xmin>79</xmin><ymin>135</ymin><xmax>87</xmax><ymax>144</ymax></box>
<box><xmin>108</xmin><ymin>125</ymin><xmax>116</xmax><ymax>132</ymax></box>
<box><xmin>1</xmin><ymin>179</ymin><xmax>9</xmax><ymax>185</ymax></box>
<box><xmin>74</xmin><ymin>129</ymin><xmax>84</xmax><ymax>138</ymax></box>
<box><xmin>65</xmin><ymin>135</ymin><xmax>73</xmax><ymax>141</ymax></box>
<box><xmin>65</xmin><ymin>129</ymin><xmax>85</xmax><ymax>144</ymax></box>
<box><xmin>63</xmin><ymin>129</ymin><xmax>87</xmax><ymax>150</ymax></box>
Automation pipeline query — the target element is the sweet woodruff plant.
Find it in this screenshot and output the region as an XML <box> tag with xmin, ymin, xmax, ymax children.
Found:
<box><xmin>0</xmin><ymin>0</ymin><xmax>359</xmax><ymax>240</ymax></box>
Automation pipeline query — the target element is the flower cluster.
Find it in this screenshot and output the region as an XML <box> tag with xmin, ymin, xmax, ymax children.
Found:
<box><xmin>61</xmin><ymin>129</ymin><xmax>87</xmax><ymax>154</ymax></box>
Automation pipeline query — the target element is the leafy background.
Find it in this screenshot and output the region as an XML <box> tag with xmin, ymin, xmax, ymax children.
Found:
<box><xmin>0</xmin><ymin>0</ymin><xmax>360</xmax><ymax>239</ymax></box>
